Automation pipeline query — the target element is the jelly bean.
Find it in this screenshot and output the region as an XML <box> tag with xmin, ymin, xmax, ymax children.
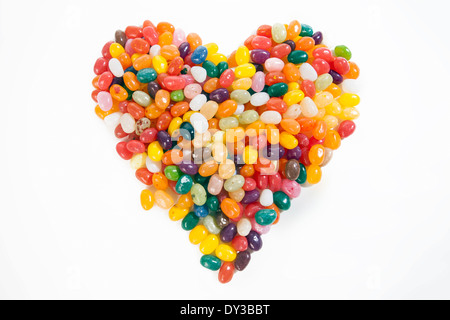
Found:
<box><xmin>216</xmin><ymin>244</ymin><xmax>237</xmax><ymax>262</ymax></box>
<box><xmin>200</xmin><ymin>234</ymin><xmax>219</xmax><ymax>255</ymax></box>
<box><xmin>346</xmin><ymin>61</ymin><xmax>360</xmax><ymax>79</ymax></box>
<box><xmin>339</xmin><ymin>93</ymin><xmax>360</xmax><ymax>108</ymax></box>
<box><xmin>288</xmin><ymin>50</ymin><xmax>308</xmax><ymax>64</ymax></box>
<box><xmin>285</xmin><ymin>159</ymin><xmax>301</xmax><ymax>181</ymax></box>
<box><xmin>272</xmin><ymin>23</ymin><xmax>287</xmax><ymax>43</ymax></box>
<box><xmin>191</xmin><ymin>183</ymin><xmax>207</xmax><ymax>206</ymax></box>
<box><xmin>255</xmin><ymin>209</ymin><xmax>277</xmax><ymax>226</ymax></box>
<box><xmin>218</xmin><ymin>262</ymin><xmax>235</xmax><ymax>284</ymax></box>
<box><xmin>147</xmin><ymin>141</ymin><xmax>164</xmax><ymax>161</ymax></box>
<box><xmin>273</xmin><ymin>191</ymin><xmax>291</xmax><ymax>210</ymax></box>
<box><xmin>220</xmin><ymin>223</ymin><xmax>237</xmax><ymax>243</ymax></box>
<box><xmin>154</xmin><ymin>190</ymin><xmax>174</xmax><ymax>209</ymax></box>
<box><xmin>206</xmin><ymin>196</ymin><xmax>219</xmax><ymax>212</ymax></box>
<box><xmin>201</xmin><ymin>255</ymin><xmax>222</xmax><ymax>271</ymax></box>
<box><xmin>179</xmin><ymin>161</ymin><xmax>199</xmax><ymax>175</ymax></box>
<box><xmin>182</xmin><ymin>212</ymin><xmax>200</xmax><ymax>231</ymax></box>
<box><xmin>241</xmin><ymin>189</ymin><xmax>260</xmax><ymax>204</ymax></box>
<box><xmin>140</xmin><ymin>189</ymin><xmax>155</xmax><ymax>211</ymax></box>
<box><xmin>190</xmin><ymin>225</ymin><xmax>208</xmax><ymax>245</ymax></box>
<box><xmin>260</xmin><ymin>111</ymin><xmax>282</xmax><ymax>124</ymax></box>
<box><xmin>335</xmin><ymin>45</ymin><xmax>352</xmax><ymax>60</ymax></box>
<box><xmin>191</xmin><ymin>46</ymin><xmax>208</xmax><ymax>64</ymax></box>
<box><xmin>169</xmin><ymin>205</ymin><xmax>189</xmax><ymax>221</ymax></box>
<box><xmin>329</xmin><ymin>69</ymin><xmax>344</xmax><ymax>85</ymax></box>
<box><xmin>175</xmin><ymin>175</ymin><xmax>194</xmax><ymax>195</ymax></box>
<box><xmin>299</xmin><ymin>63</ymin><xmax>318</xmax><ymax>81</ymax></box>
<box><xmin>246</xmin><ymin>231</ymin><xmax>263</xmax><ymax>251</ymax></box>
<box><xmin>338</xmin><ymin>120</ymin><xmax>356</xmax><ymax>139</ymax></box>
<box><xmin>235</xmin><ymin>63</ymin><xmax>256</xmax><ymax>78</ymax></box>
<box><xmin>234</xmin><ymin>251</ymin><xmax>251</xmax><ymax>271</ymax></box>
<box><xmin>268</xmin><ymin>83</ymin><xmax>288</xmax><ymax>97</ymax></box>
<box><xmin>210</xmin><ymin>88</ymin><xmax>230</xmax><ymax>104</ymax></box>
<box><xmin>189</xmin><ymin>113</ymin><xmax>209</xmax><ymax>134</ymax></box>
<box><xmin>194</xmin><ymin>204</ymin><xmax>209</xmax><ymax>218</ymax></box>
<box><xmin>281</xmin><ymin>179</ymin><xmax>301</xmax><ymax>198</ymax></box>
<box><xmin>221</xmin><ymin>198</ymin><xmax>240</xmax><ymax>220</ymax></box>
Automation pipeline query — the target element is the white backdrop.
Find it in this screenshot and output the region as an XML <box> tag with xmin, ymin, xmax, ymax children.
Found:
<box><xmin>1</xmin><ymin>0</ymin><xmax>449</xmax><ymax>300</ymax></box>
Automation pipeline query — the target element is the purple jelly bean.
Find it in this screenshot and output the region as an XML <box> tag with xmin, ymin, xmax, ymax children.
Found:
<box><xmin>178</xmin><ymin>42</ymin><xmax>191</xmax><ymax>59</ymax></box>
<box><xmin>286</xmin><ymin>146</ymin><xmax>302</xmax><ymax>160</ymax></box>
<box><xmin>329</xmin><ymin>70</ymin><xmax>344</xmax><ymax>85</ymax></box>
<box><xmin>247</xmin><ymin>231</ymin><xmax>263</xmax><ymax>251</ymax></box>
<box><xmin>220</xmin><ymin>223</ymin><xmax>237</xmax><ymax>243</ymax></box>
<box><xmin>209</xmin><ymin>88</ymin><xmax>230</xmax><ymax>103</ymax></box>
<box><xmin>250</xmin><ymin>49</ymin><xmax>271</xmax><ymax>64</ymax></box>
<box><xmin>234</xmin><ymin>251</ymin><xmax>251</xmax><ymax>271</ymax></box>
<box><xmin>241</xmin><ymin>189</ymin><xmax>260</xmax><ymax>204</ymax></box>
<box><xmin>312</xmin><ymin>31</ymin><xmax>323</xmax><ymax>45</ymax></box>
<box><xmin>147</xmin><ymin>81</ymin><xmax>161</xmax><ymax>99</ymax></box>
<box><xmin>179</xmin><ymin>161</ymin><xmax>199</xmax><ymax>175</ymax></box>
<box><xmin>157</xmin><ymin>131</ymin><xmax>172</xmax><ymax>150</ymax></box>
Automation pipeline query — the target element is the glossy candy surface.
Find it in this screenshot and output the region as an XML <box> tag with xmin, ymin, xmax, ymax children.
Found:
<box><xmin>93</xmin><ymin>19</ymin><xmax>361</xmax><ymax>283</ymax></box>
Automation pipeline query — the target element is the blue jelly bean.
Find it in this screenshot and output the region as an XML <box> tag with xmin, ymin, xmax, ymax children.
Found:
<box><xmin>191</xmin><ymin>46</ymin><xmax>208</xmax><ymax>64</ymax></box>
<box><xmin>194</xmin><ymin>204</ymin><xmax>209</xmax><ymax>218</ymax></box>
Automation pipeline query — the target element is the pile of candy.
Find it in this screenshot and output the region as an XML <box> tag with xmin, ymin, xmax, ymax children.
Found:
<box><xmin>92</xmin><ymin>20</ymin><xmax>361</xmax><ymax>283</ymax></box>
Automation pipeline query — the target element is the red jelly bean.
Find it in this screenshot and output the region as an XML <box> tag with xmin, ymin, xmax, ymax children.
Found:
<box><xmin>116</xmin><ymin>141</ymin><xmax>133</xmax><ymax>160</ymax></box>
<box><xmin>98</xmin><ymin>72</ymin><xmax>113</xmax><ymax>91</ymax></box>
<box><xmin>231</xmin><ymin>236</ymin><xmax>248</xmax><ymax>252</ymax></box>
<box><xmin>119</xmin><ymin>101</ymin><xmax>129</xmax><ymax>114</ymax></box>
<box><xmin>131</xmin><ymin>38</ymin><xmax>150</xmax><ymax>54</ymax></box>
<box><xmin>136</xmin><ymin>168</ymin><xmax>153</xmax><ymax>185</ymax></box>
<box><xmin>219</xmin><ymin>69</ymin><xmax>235</xmax><ymax>88</ymax></box>
<box><xmin>251</xmin><ymin>36</ymin><xmax>272</xmax><ymax>50</ymax></box>
<box><xmin>218</xmin><ymin>262</ymin><xmax>234</xmax><ymax>284</ymax></box>
<box><xmin>266</xmin><ymin>98</ymin><xmax>288</xmax><ymax>113</ymax></box>
<box><xmin>332</xmin><ymin>57</ymin><xmax>350</xmax><ymax>75</ymax></box>
<box><xmin>127</xmin><ymin>102</ymin><xmax>145</xmax><ymax>120</ymax></box>
<box><xmin>143</xmin><ymin>26</ymin><xmax>159</xmax><ymax>46</ymax></box>
<box><xmin>311</xmin><ymin>58</ymin><xmax>330</xmax><ymax>75</ymax></box>
<box><xmin>301</xmin><ymin>80</ymin><xmax>316</xmax><ymax>98</ymax></box>
<box><xmin>115</xmin><ymin>124</ymin><xmax>128</xmax><ymax>139</ymax></box>
<box><xmin>257</xmin><ymin>25</ymin><xmax>272</xmax><ymax>38</ymax></box>
<box><xmin>125</xmin><ymin>26</ymin><xmax>143</xmax><ymax>39</ymax></box>
<box><xmin>163</xmin><ymin>76</ymin><xmax>186</xmax><ymax>91</ymax></box>
<box><xmin>296</xmin><ymin>133</ymin><xmax>310</xmax><ymax>149</ymax></box>
<box><xmin>243</xmin><ymin>178</ymin><xmax>257</xmax><ymax>192</ymax></box>
<box><xmin>265</xmin><ymin>72</ymin><xmax>286</xmax><ymax>86</ymax></box>
<box><xmin>94</xmin><ymin>57</ymin><xmax>108</xmax><ymax>75</ymax></box>
<box><xmin>127</xmin><ymin>140</ymin><xmax>146</xmax><ymax>154</ymax></box>
<box><xmin>245</xmin><ymin>203</ymin><xmax>264</xmax><ymax>219</ymax></box>
<box><xmin>271</xmin><ymin>44</ymin><xmax>291</xmax><ymax>58</ymax></box>
<box><xmin>299</xmin><ymin>147</ymin><xmax>311</xmax><ymax>166</ymax></box>
<box><xmin>92</xmin><ymin>90</ymin><xmax>100</xmax><ymax>102</ymax></box>
<box><xmin>268</xmin><ymin>172</ymin><xmax>282</xmax><ymax>192</ymax></box>
<box><xmin>254</xmin><ymin>171</ymin><xmax>268</xmax><ymax>190</ymax></box>
<box><xmin>156</xmin><ymin>112</ymin><xmax>173</xmax><ymax>131</ymax></box>
<box><xmin>102</xmin><ymin>41</ymin><xmax>113</xmax><ymax>59</ymax></box>
<box><xmin>140</xmin><ymin>128</ymin><xmax>158</xmax><ymax>143</ymax></box>
<box><xmin>313</xmin><ymin>47</ymin><xmax>335</xmax><ymax>63</ymax></box>
<box><xmin>167</xmin><ymin>57</ymin><xmax>184</xmax><ymax>76</ymax></box>
<box><xmin>338</xmin><ymin>120</ymin><xmax>356</xmax><ymax>139</ymax></box>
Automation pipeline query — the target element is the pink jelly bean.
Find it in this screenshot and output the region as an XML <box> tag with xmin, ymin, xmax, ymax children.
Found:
<box><xmin>172</xmin><ymin>28</ymin><xmax>186</xmax><ymax>47</ymax></box>
<box><xmin>251</xmin><ymin>218</ymin><xmax>271</xmax><ymax>234</ymax></box>
<box><xmin>281</xmin><ymin>179</ymin><xmax>301</xmax><ymax>198</ymax></box>
<box><xmin>184</xmin><ymin>83</ymin><xmax>202</xmax><ymax>99</ymax></box>
<box><xmin>180</xmin><ymin>74</ymin><xmax>195</xmax><ymax>86</ymax></box>
<box><xmin>251</xmin><ymin>71</ymin><xmax>265</xmax><ymax>92</ymax></box>
<box><xmin>97</xmin><ymin>92</ymin><xmax>113</xmax><ymax>111</ymax></box>
<box><xmin>125</xmin><ymin>39</ymin><xmax>135</xmax><ymax>56</ymax></box>
<box><xmin>264</xmin><ymin>58</ymin><xmax>284</xmax><ymax>72</ymax></box>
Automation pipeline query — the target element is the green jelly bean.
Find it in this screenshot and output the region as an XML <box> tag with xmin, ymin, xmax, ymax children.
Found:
<box><xmin>239</xmin><ymin>110</ymin><xmax>259</xmax><ymax>125</ymax></box>
<box><xmin>300</xmin><ymin>24</ymin><xmax>314</xmax><ymax>37</ymax></box>
<box><xmin>175</xmin><ymin>175</ymin><xmax>194</xmax><ymax>195</ymax></box>
<box><xmin>136</xmin><ymin>68</ymin><xmax>157</xmax><ymax>83</ymax></box>
<box><xmin>203</xmin><ymin>215</ymin><xmax>221</xmax><ymax>234</ymax></box>
<box><xmin>230</xmin><ymin>90</ymin><xmax>251</xmax><ymax>104</ymax></box>
<box><xmin>191</xmin><ymin>183</ymin><xmax>207</xmax><ymax>206</ymax></box>
<box><xmin>206</xmin><ymin>196</ymin><xmax>219</xmax><ymax>212</ymax></box>
<box><xmin>334</xmin><ymin>45</ymin><xmax>352</xmax><ymax>60</ymax></box>
<box><xmin>287</xmin><ymin>50</ymin><xmax>308</xmax><ymax>64</ymax></box>
<box><xmin>315</xmin><ymin>74</ymin><xmax>333</xmax><ymax>91</ymax></box>
<box><xmin>255</xmin><ymin>209</ymin><xmax>278</xmax><ymax>226</ymax></box>
<box><xmin>164</xmin><ymin>165</ymin><xmax>183</xmax><ymax>181</ymax></box>
<box><xmin>273</xmin><ymin>191</ymin><xmax>291</xmax><ymax>211</ymax></box>
<box><xmin>171</xmin><ymin>90</ymin><xmax>184</xmax><ymax>102</ymax></box>
<box><xmin>219</xmin><ymin>117</ymin><xmax>239</xmax><ymax>130</ymax></box>
<box><xmin>268</xmin><ymin>83</ymin><xmax>289</xmax><ymax>97</ymax></box>
<box><xmin>202</xmin><ymin>61</ymin><xmax>219</xmax><ymax>78</ymax></box>
<box><xmin>224</xmin><ymin>175</ymin><xmax>245</xmax><ymax>192</ymax></box>
<box><xmin>217</xmin><ymin>62</ymin><xmax>229</xmax><ymax>75</ymax></box>
<box><xmin>182</xmin><ymin>212</ymin><xmax>199</xmax><ymax>231</ymax></box>
<box><xmin>180</xmin><ymin>122</ymin><xmax>195</xmax><ymax>141</ymax></box>
<box><xmin>200</xmin><ymin>255</ymin><xmax>222</xmax><ymax>271</ymax></box>
<box><xmin>194</xmin><ymin>173</ymin><xmax>210</xmax><ymax>185</ymax></box>
<box><xmin>295</xmin><ymin>163</ymin><xmax>307</xmax><ymax>185</ymax></box>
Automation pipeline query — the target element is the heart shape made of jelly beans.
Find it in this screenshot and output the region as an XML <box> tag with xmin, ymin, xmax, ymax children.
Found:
<box><xmin>92</xmin><ymin>20</ymin><xmax>361</xmax><ymax>284</ymax></box>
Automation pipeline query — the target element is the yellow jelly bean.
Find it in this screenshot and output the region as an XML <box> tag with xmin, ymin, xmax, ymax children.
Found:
<box><xmin>235</xmin><ymin>63</ymin><xmax>256</xmax><ymax>78</ymax></box>
<box><xmin>208</xmin><ymin>53</ymin><xmax>227</xmax><ymax>65</ymax></box>
<box><xmin>314</xmin><ymin>92</ymin><xmax>334</xmax><ymax>109</ymax></box>
<box><xmin>204</xmin><ymin>43</ymin><xmax>219</xmax><ymax>59</ymax></box>
<box><xmin>212</xmin><ymin>142</ymin><xmax>228</xmax><ymax>163</ymax></box>
<box><xmin>152</xmin><ymin>55</ymin><xmax>168</xmax><ymax>74</ymax></box>
<box><xmin>235</xmin><ymin>45</ymin><xmax>250</xmax><ymax>65</ymax></box>
<box><xmin>148</xmin><ymin>141</ymin><xmax>164</xmax><ymax>161</ymax></box>
<box><xmin>183</xmin><ymin>111</ymin><xmax>196</xmax><ymax>122</ymax></box>
<box><xmin>168</xmin><ymin>205</ymin><xmax>189</xmax><ymax>221</ymax></box>
<box><xmin>189</xmin><ymin>225</ymin><xmax>209</xmax><ymax>245</ymax></box>
<box><xmin>288</xmin><ymin>82</ymin><xmax>300</xmax><ymax>91</ymax></box>
<box><xmin>154</xmin><ymin>190</ymin><xmax>174</xmax><ymax>209</ymax></box>
<box><xmin>212</xmin><ymin>130</ymin><xmax>226</xmax><ymax>144</ymax></box>
<box><xmin>232</xmin><ymin>78</ymin><xmax>253</xmax><ymax>91</ymax></box>
<box><xmin>109</xmin><ymin>43</ymin><xmax>125</xmax><ymax>58</ymax></box>
<box><xmin>325</xmin><ymin>101</ymin><xmax>342</xmax><ymax>116</ymax></box>
<box><xmin>323</xmin><ymin>115</ymin><xmax>339</xmax><ymax>130</ymax></box>
<box><xmin>140</xmin><ymin>189</ymin><xmax>154</xmax><ymax>211</ymax></box>
<box><xmin>266</xmin><ymin>124</ymin><xmax>280</xmax><ymax>145</ymax></box>
<box><xmin>243</xmin><ymin>146</ymin><xmax>258</xmax><ymax>165</ymax></box>
<box><xmin>279</xmin><ymin>132</ymin><xmax>299</xmax><ymax>150</ymax></box>
<box><xmin>131</xmin><ymin>53</ymin><xmax>143</xmax><ymax>63</ymax></box>
<box><xmin>130</xmin><ymin>153</ymin><xmax>147</xmax><ymax>170</ymax></box>
<box><xmin>199</xmin><ymin>234</ymin><xmax>219</xmax><ymax>254</ymax></box>
<box><xmin>283</xmin><ymin>90</ymin><xmax>305</xmax><ymax>106</ymax></box>
<box><xmin>307</xmin><ymin>165</ymin><xmax>322</xmax><ymax>185</ymax></box>
<box><xmin>341</xmin><ymin>107</ymin><xmax>360</xmax><ymax>120</ymax></box>
<box><xmin>215</xmin><ymin>244</ymin><xmax>237</xmax><ymax>262</ymax></box>
<box><xmin>168</xmin><ymin>117</ymin><xmax>183</xmax><ymax>136</ymax></box>
<box><xmin>339</xmin><ymin>93</ymin><xmax>360</xmax><ymax>108</ymax></box>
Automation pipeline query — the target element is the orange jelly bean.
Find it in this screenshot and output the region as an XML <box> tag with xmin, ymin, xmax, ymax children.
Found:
<box><xmin>221</xmin><ymin>198</ymin><xmax>241</xmax><ymax>220</ymax></box>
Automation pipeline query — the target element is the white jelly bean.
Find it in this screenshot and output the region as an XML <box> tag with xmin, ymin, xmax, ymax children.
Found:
<box><xmin>260</xmin><ymin>189</ymin><xmax>274</xmax><ymax>207</ymax></box>
<box><xmin>234</xmin><ymin>104</ymin><xmax>245</xmax><ymax>115</ymax></box>
<box><xmin>342</xmin><ymin>79</ymin><xmax>360</xmax><ymax>94</ymax></box>
<box><xmin>191</xmin><ymin>66</ymin><xmax>207</xmax><ymax>83</ymax></box>
<box><xmin>237</xmin><ymin>218</ymin><xmax>252</xmax><ymax>237</ymax></box>
<box><xmin>97</xmin><ymin>92</ymin><xmax>113</xmax><ymax>112</ymax></box>
<box><xmin>260</xmin><ymin>111</ymin><xmax>282</xmax><ymax>124</ymax></box>
<box><xmin>104</xmin><ymin>112</ymin><xmax>122</xmax><ymax>129</ymax></box>
<box><xmin>250</xmin><ymin>92</ymin><xmax>270</xmax><ymax>107</ymax></box>
<box><xmin>299</xmin><ymin>63</ymin><xmax>318</xmax><ymax>81</ymax></box>
<box><xmin>264</xmin><ymin>58</ymin><xmax>284</xmax><ymax>72</ymax></box>
<box><xmin>146</xmin><ymin>157</ymin><xmax>162</xmax><ymax>173</ymax></box>
<box><xmin>149</xmin><ymin>45</ymin><xmax>161</xmax><ymax>58</ymax></box>
<box><xmin>108</xmin><ymin>58</ymin><xmax>124</xmax><ymax>77</ymax></box>
<box><xmin>300</xmin><ymin>97</ymin><xmax>319</xmax><ymax>118</ymax></box>
<box><xmin>283</xmin><ymin>104</ymin><xmax>302</xmax><ymax>119</ymax></box>
<box><xmin>120</xmin><ymin>113</ymin><xmax>136</xmax><ymax>134</ymax></box>
<box><xmin>189</xmin><ymin>94</ymin><xmax>207</xmax><ymax>111</ymax></box>
<box><xmin>190</xmin><ymin>113</ymin><xmax>209</xmax><ymax>134</ymax></box>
